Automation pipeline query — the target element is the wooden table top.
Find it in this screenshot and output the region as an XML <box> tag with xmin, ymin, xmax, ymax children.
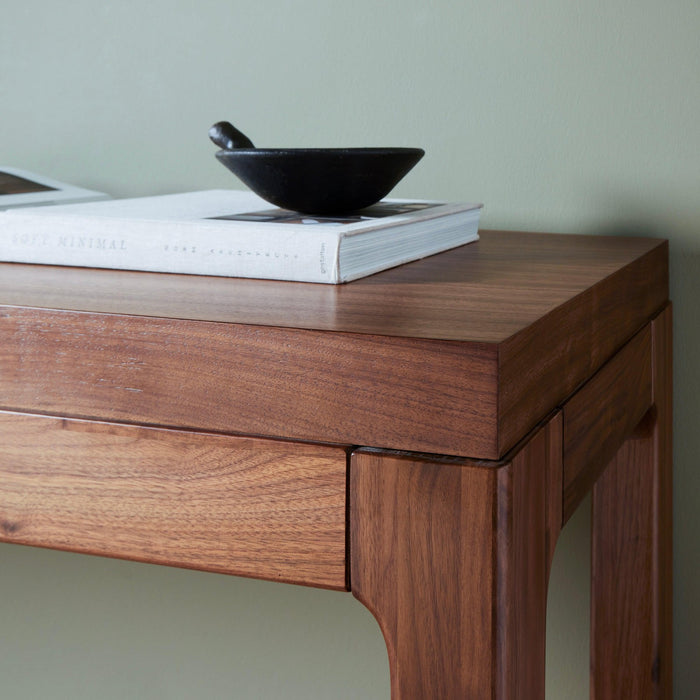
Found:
<box><xmin>0</xmin><ymin>230</ymin><xmax>669</xmax><ymax>459</ymax></box>
<box><xmin>0</xmin><ymin>230</ymin><xmax>666</xmax><ymax>343</ymax></box>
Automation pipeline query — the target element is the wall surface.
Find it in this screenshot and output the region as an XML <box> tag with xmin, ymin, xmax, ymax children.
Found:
<box><xmin>1</xmin><ymin>1</ymin><xmax>698</xmax><ymax>697</ymax></box>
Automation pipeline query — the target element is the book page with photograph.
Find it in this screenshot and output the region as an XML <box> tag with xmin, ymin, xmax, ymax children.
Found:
<box><xmin>0</xmin><ymin>167</ymin><xmax>107</xmax><ymax>209</ymax></box>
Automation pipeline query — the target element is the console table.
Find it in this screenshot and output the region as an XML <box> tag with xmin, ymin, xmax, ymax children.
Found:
<box><xmin>0</xmin><ymin>230</ymin><xmax>672</xmax><ymax>698</ymax></box>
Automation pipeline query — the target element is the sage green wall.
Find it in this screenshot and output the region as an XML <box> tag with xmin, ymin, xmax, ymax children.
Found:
<box><xmin>1</xmin><ymin>1</ymin><xmax>698</xmax><ymax>697</ymax></box>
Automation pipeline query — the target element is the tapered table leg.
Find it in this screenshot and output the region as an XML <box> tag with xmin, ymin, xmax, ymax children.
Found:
<box><xmin>591</xmin><ymin>306</ymin><xmax>673</xmax><ymax>699</ymax></box>
<box><xmin>350</xmin><ymin>415</ymin><xmax>562</xmax><ymax>699</ymax></box>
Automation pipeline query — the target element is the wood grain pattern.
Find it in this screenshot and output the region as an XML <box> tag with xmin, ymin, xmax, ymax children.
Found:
<box><xmin>0</xmin><ymin>231</ymin><xmax>667</xmax><ymax>343</ymax></box>
<box><xmin>0</xmin><ymin>307</ymin><xmax>498</xmax><ymax>457</ymax></box>
<box><xmin>0</xmin><ymin>411</ymin><xmax>348</xmax><ymax>589</ymax></box>
<box><xmin>562</xmin><ymin>325</ymin><xmax>653</xmax><ymax>522</ymax></box>
<box><xmin>652</xmin><ymin>306</ymin><xmax>674</xmax><ymax>698</ymax></box>
<box><xmin>498</xmin><ymin>413</ymin><xmax>563</xmax><ymax>699</ymax></box>
<box><xmin>497</xmin><ymin>239</ymin><xmax>665</xmax><ymax>454</ymax></box>
<box><xmin>591</xmin><ymin>305</ymin><xmax>673</xmax><ymax>699</ymax></box>
<box><xmin>0</xmin><ymin>231</ymin><xmax>671</xmax><ymax>698</ymax></box>
<box><xmin>0</xmin><ymin>232</ymin><xmax>668</xmax><ymax>459</ymax></box>
<box><xmin>350</xmin><ymin>414</ymin><xmax>562</xmax><ymax>699</ymax></box>
<box><xmin>350</xmin><ymin>449</ymin><xmax>500</xmax><ymax>698</ymax></box>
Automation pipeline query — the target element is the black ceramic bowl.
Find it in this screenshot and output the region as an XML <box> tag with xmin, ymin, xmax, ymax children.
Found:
<box><xmin>210</xmin><ymin>122</ymin><xmax>424</xmax><ymax>215</ymax></box>
<box><xmin>215</xmin><ymin>148</ymin><xmax>425</xmax><ymax>215</ymax></box>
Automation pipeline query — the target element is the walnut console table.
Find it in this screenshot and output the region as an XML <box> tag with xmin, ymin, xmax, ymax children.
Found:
<box><xmin>0</xmin><ymin>231</ymin><xmax>672</xmax><ymax>698</ymax></box>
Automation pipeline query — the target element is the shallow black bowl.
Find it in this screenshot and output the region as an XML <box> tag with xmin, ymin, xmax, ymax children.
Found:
<box><xmin>215</xmin><ymin>147</ymin><xmax>425</xmax><ymax>215</ymax></box>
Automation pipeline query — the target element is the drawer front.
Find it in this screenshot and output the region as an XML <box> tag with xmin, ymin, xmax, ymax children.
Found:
<box><xmin>0</xmin><ymin>412</ymin><xmax>348</xmax><ymax>590</ymax></box>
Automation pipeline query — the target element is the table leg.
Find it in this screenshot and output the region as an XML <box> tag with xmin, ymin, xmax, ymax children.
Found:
<box><xmin>350</xmin><ymin>414</ymin><xmax>562</xmax><ymax>699</ymax></box>
<box><xmin>591</xmin><ymin>306</ymin><xmax>673</xmax><ymax>699</ymax></box>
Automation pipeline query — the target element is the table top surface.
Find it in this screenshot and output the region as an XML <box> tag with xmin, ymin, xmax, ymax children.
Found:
<box><xmin>0</xmin><ymin>229</ymin><xmax>669</xmax><ymax>457</ymax></box>
<box><xmin>0</xmin><ymin>230</ymin><xmax>667</xmax><ymax>344</ymax></box>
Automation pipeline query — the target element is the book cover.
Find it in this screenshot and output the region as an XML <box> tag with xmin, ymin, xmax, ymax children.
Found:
<box><xmin>0</xmin><ymin>189</ymin><xmax>482</xmax><ymax>284</ymax></box>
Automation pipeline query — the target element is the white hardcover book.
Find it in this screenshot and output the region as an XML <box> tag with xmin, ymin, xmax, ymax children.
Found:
<box><xmin>0</xmin><ymin>189</ymin><xmax>482</xmax><ymax>284</ymax></box>
<box><xmin>0</xmin><ymin>167</ymin><xmax>108</xmax><ymax>209</ymax></box>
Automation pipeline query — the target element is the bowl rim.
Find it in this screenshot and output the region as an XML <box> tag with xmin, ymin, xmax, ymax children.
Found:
<box><xmin>215</xmin><ymin>147</ymin><xmax>425</xmax><ymax>157</ymax></box>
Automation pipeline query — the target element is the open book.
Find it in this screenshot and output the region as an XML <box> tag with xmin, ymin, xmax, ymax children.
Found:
<box><xmin>0</xmin><ymin>166</ymin><xmax>107</xmax><ymax>209</ymax></box>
